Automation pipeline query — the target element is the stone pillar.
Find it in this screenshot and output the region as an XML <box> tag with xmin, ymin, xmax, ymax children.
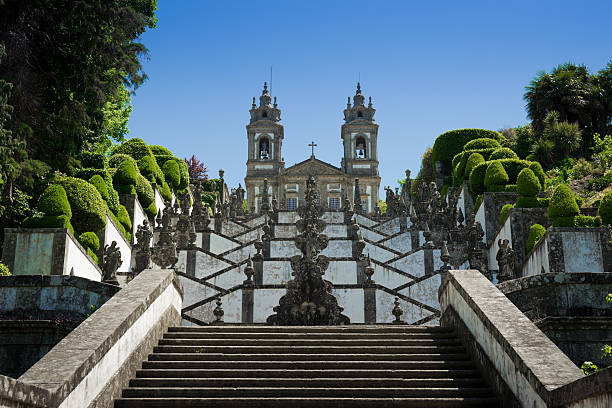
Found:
<box><xmin>200</xmin><ymin>231</ymin><xmax>211</xmax><ymax>252</ymax></box>
<box><xmin>364</xmin><ymin>287</ymin><xmax>377</xmax><ymax>324</ymax></box>
<box><xmin>423</xmin><ymin>246</ymin><xmax>435</xmax><ymax>275</ymax></box>
<box><xmin>410</xmin><ymin>230</ymin><xmax>421</xmax><ymax>250</ymax></box>
<box><xmin>242</xmin><ymin>286</ymin><xmax>254</xmax><ymax>323</ymax></box>
<box><xmin>186</xmin><ymin>249</ymin><xmax>197</xmax><ymax>277</ymax></box>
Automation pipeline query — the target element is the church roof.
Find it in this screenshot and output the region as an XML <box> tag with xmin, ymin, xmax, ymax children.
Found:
<box><xmin>283</xmin><ymin>156</ymin><xmax>345</xmax><ymax>177</ymax></box>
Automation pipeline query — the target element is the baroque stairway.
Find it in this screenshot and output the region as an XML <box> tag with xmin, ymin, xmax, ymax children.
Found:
<box><xmin>114</xmin><ymin>325</ymin><xmax>500</xmax><ymax>407</ymax></box>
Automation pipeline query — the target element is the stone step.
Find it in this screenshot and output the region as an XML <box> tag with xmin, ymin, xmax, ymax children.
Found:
<box><xmin>147</xmin><ymin>352</ymin><xmax>473</xmax><ymax>361</ymax></box>
<box><xmin>156</xmin><ymin>338</ymin><xmax>463</xmax><ymax>347</ymax></box>
<box><xmin>134</xmin><ymin>368</ymin><xmax>482</xmax><ymax>379</ymax></box>
<box><xmin>152</xmin><ymin>345</ymin><xmax>467</xmax><ymax>354</ymax></box>
<box><xmin>163</xmin><ymin>331</ymin><xmax>459</xmax><ymax>340</ymax></box>
<box><xmin>122</xmin><ymin>387</ymin><xmax>495</xmax><ymax>398</ymax></box>
<box><xmin>168</xmin><ymin>326</ymin><xmax>453</xmax><ymax>333</ymax></box>
<box><xmin>128</xmin><ymin>377</ymin><xmax>487</xmax><ymax>388</ymax></box>
<box><xmin>141</xmin><ymin>360</ymin><xmax>478</xmax><ymax>370</ymax></box>
<box><xmin>114</xmin><ymin>397</ymin><xmax>499</xmax><ymax>407</ymax></box>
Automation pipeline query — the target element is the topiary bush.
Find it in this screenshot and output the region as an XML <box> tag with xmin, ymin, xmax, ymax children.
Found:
<box><xmin>0</xmin><ymin>262</ymin><xmax>10</xmax><ymax>276</ymax></box>
<box><xmin>113</xmin><ymin>160</ymin><xmax>139</xmax><ymax>187</ymax></box>
<box><xmin>548</xmin><ymin>184</ymin><xmax>579</xmax><ymax>219</ymax></box>
<box><xmin>138</xmin><ymin>155</ymin><xmax>164</xmax><ymax>185</ymax></box>
<box><xmin>528</xmin><ymin>162</ymin><xmax>546</xmax><ymax>189</ymax></box>
<box><xmin>490</xmin><ymin>147</ymin><xmax>519</xmax><ymax>161</ymax></box>
<box><xmin>202</xmin><ymin>192</ymin><xmax>217</xmax><ymax>208</ymax></box>
<box><xmin>499</xmin><ymin>203</ymin><xmax>514</xmax><ymax>224</ymax></box>
<box><xmin>469</xmin><ymin>162</ymin><xmax>488</xmax><ymax>195</ymax></box>
<box><xmin>515</xmin><ymin>196</ymin><xmax>546</xmax><ymax>208</ymax></box>
<box><xmin>160</xmin><ymin>180</ymin><xmax>172</xmax><ymax>202</ymax></box>
<box><xmin>598</xmin><ymin>191</ymin><xmax>612</xmax><ymax>225</ymax></box>
<box><xmin>464</xmin><ymin>153</ymin><xmax>485</xmax><ymax>179</ymax></box>
<box><xmin>516</xmin><ymin>168</ymin><xmax>541</xmax><ymax>197</ymax></box>
<box><xmin>58</xmin><ymin>177</ymin><xmax>107</xmax><ymax>234</ymax></box>
<box><xmin>109</xmin><ymin>154</ymin><xmax>137</xmax><ymax>168</ymax></box>
<box><xmin>113</xmin><ymin>138</ymin><xmax>153</xmax><ymax>160</ymax></box>
<box><xmin>23</xmin><ymin>215</ymin><xmax>75</xmax><ymax>235</ymax></box>
<box><xmin>78</xmin><ymin>231</ymin><xmax>100</xmax><ymax>252</ymax></box>
<box><xmin>432</xmin><ymin>129</ymin><xmax>505</xmax><ymax>176</ymax></box>
<box><xmin>144</xmin><ymin>201</ymin><xmax>157</xmax><ymax>220</ymax></box>
<box><xmin>485</xmin><ymin>161</ymin><xmax>509</xmax><ymax>190</ymax></box>
<box><xmin>526</xmin><ymin>224</ymin><xmax>547</xmax><ymax>253</ymax></box>
<box><xmin>177</xmin><ymin>159</ymin><xmax>189</xmax><ymax>189</ymax></box>
<box><xmin>89</xmin><ymin>175</ymin><xmax>109</xmax><ymax>202</ymax></box>
<box><xmin>463</xmin><ymin>138</ymin><xmax>502</xmax><ymax>151</ymax></box>
<box><xmin>135</xmin><ymin>174</ymin><xmax>155</xmax><ymax>208</ymax></box>
<box><xmin>79</xmin><ymin>151</ymin><xmax>108</xmax><ymax>169</ymax></box>
<box><xmin>38</xmin><ymin>184</ymin><xmax>72</xmax><ymax>218</ymax></box>
<box><xmin>162</xmin><ymin>159</ymin><xmax>180</xmax><ymax>190</ymax></box>
<box><xmin>116</xmin><ymin>204</ymin><xmax>132</xmax><ymax>233</ymax></box>
<box><xmin>552</xmin><ymin>215</ymin><xmax>602</xmax><ymax>228</ymax></box>
<box><xmin>149</xmin><ymin>145</ymin><xmax>173</xmax><ymax>156</ymax></box>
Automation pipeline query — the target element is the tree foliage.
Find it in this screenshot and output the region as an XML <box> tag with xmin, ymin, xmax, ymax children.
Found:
<box><xmin>184</xmin><ymin>154</ymin><xmax>208</xmax><ymax>181</ymax></box>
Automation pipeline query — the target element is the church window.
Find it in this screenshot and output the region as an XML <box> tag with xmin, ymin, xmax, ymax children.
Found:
<box><xmin>262</xmin><ymin>111</ymin><xmax>268</xmax><ymax>118</ymax></box>
<box><xmin>329</xmin><ymin>197</ymin><xmax>340</xmax><ymax>210</ymax></box>
<box><xmin>358</xmin><ymin>111</ymin><xmax>363</xmax><ymax>118</ymax></box>
<box><xmin>287</xmin><ymin>198</ymin><xmax>297</xmax><ymax>210</ymax></box>
<box><xmin>259</xmin><ymin>137</ymin><xmax>270</xmax><ymax>160</ymax></box>
<box><xmin>361</xmin><ymin>200</ymin><xmax>367</xmax><ymax>214</ymax></box>
<box><xmin>355</xmin><ymin>136</ymin><xmax>367</xmax><ymax>159</ymax></box>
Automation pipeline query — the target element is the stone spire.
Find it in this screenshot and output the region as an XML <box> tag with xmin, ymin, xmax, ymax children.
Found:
<box><xmin>344</xmin><ymin>83</ymin><xmax>375</xmax><ymax>123</ymax></box>
<box><xmin>249</xmin><ymin>82</ymin><xmax>281</xmax><ymax>123</ymax></box>
<box><xmin>267</xmin><ymin>176</ymin><xmax>350</xmax><ymax>325</ymax></box>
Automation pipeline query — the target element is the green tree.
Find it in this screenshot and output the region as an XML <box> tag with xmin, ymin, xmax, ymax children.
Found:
<box><xmin>542</xmin><ymin>111</ymin><xmax>582</xmax><ymax>160</ymax></box>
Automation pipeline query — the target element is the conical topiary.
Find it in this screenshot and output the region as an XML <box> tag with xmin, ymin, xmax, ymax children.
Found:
<box><xmin>516</xmin><ymin>168</ymin><xmax>541</xmax><ymax>197</ymax></box>
<box><xmin>484</xmin><ymin>161</ymin><xmax>509</xmax><ymax>190</ymax></box>
<box><xmin>548</xmin><ymin>184</ymin><xmax>579</xmax><ymax>219</ymax></box>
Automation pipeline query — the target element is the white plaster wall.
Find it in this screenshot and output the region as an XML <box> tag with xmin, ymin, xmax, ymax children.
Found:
<box><xmin>194</xmin><ymin>251</ymin><xmax>233</xmax><ymax>278</ymax></box>
<box><xmin>433</xmin><ymin>249</ymin><xmax>443</xmax><ymax>272</ymax></box>
<box><xmin>275</xmin><ymin>225</ymin><xmax>297</xmax><ymax>238</ymax></box>
<box><xmin>376</xmin><ymin>291</ymin><xmax>426</xmax><ymax>324</ymax></box>
<box><xmin>131</xmin><ymin>198</ymin><xmax>147</xmax><ymax>244</ymax></box>
<box><xmin>13</xmin><ymin>232</ymin><xmax>54</xmax><ymax>275</ymax></box>
<box><xmin>326</xmin><ymin>261</ymin><xmax>358</xmax><ymax>284</ymax></box>
<box><xmin>562</xmin><ymin>230</ymin><xmax>604</xmax><ymax>272</ymax></box>
<box><xmin>363</xmin><ymin>242</ymin><xmax>396</xmax><ymax>263</ymax></box>
<box><xmin>389</xmin><ymin>251</ymin><xmax>425</xmax><ymax>277</ymax></box>
<box><xmin>380</xmin><ymin>232</ymin><xmax>412</xmax><ymax>253</ymax></box>
<box><xmin>271</xmin><ymin>240</ymin><xmax>300</xmax><ymax>258</ymax></box>
<box><xmin>179</xmin><ymin>274</ymin><xmax>220</xmax><ymax>315</ymax></box>
<box><xmin>104</xmin><ymin>214</ymin><xmax>131</xmax><ymax>273</ymax></box>
<box><xmin>475</xmin><ymin>201</ymin><xmax>486</xmax><ymax>244</ymax></box>
<box><xmin>354</xmin><ymin>214</ymin><xmax>377</xmax><ymax>228</ymax></box>
<box><xmin>278</xmin><ymin>212</ymin><xmax>299</xmax><ymax>224</ymax></box>
<box><xmin>400</xmin><ymin>273</ymin><xmax>441</xmax><ymax>309</ymax></box>
<box><xmin>332</xmin><ymin>288</ymin><xmax>364</xmax><ymax>323</ymax></box>
<box><xmin>223</xmin><ymin>243</ymin><xmax>257</xmax><ymax>263</ymax></box>
<box><xmin>222</xmin><ymin>221</ymin><xmax>248</xmax><ymax>237</ymax></box>
<box><xmin>322</xmin><ymin>212</ymin><xmax>344</xmax><ymax>224</ymax></box>
<box><xmin>321</xmin><ymin>240</ymin><xmax>353</xmax><ymax>258</ymax></box>
<box><xmin>374</xmin><ymin>217</ymin><xmax>400</xmax><ymax>235</ymax></box>
<box><xmin>172</xmin><ymin>251</ymin><xmax>187</xmax><ymax>274</ymax></box>
<box><xmin>522</xmin><ymin>239</ymin><xmax>550</xmax><ymax>277</ymax></box>
<box><xmin>254</xmin><ymin>289</ymin><xmax>284</xmax><ymax>322</ymax></box>
<box><xmin>372</xmin><ymin>264</ymin><xmax>412</xmax><ymax>289</ymax></box>
<box><xmin>64</xmin><ymin>235</ymin><xmax>102</xmax><ymax>281</ymax></box>
<box><xmin>234</xmin><ymin>228</ymin><xmax>263</xmax><ymax>244</ymax></box>
<box><xmin>263</xmin><ymin>260</ymin><xmax>292</xmax><ymax>284</ymax></box>
<box><xmin>153</xmin><ymin>187</ymin><xmax>165</xmax><ymax>217</ymax></box>
<box><xmin>209</xmin><ymin>233</ymin><xmax>240</xmax><ymax>255</ymax></box>
<box><xmin>456</xmin><ymin>185</ymin><xmax>466</xmax><ymax>221</ymax></box>
<box><xmin>210</xmin><ymin>266</ymin><xmax>242</xmax><ymax>290</ymax></box>
<box><xmin>324</xmin><ymin>224</ymin><xmax>347</xmax><ymax>238</ymax></box>
<box><xmin>57</xmin><ymin>278</ymin><xmax>182</xmax><ymax>408</ymax></box>
<box><xmin>488</xmin><ymin>214</ymin><xmax>512</xmax><ymax>271</ymax></box>
<box><xmin>359</xmin><ymin>227</ymin><xmax>385</xmax><ymax>242</ymax></box>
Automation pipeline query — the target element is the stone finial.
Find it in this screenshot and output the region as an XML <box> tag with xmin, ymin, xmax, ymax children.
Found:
<box><xmin>440</xmin><ymin>240</ymin><xmax>451</xmax><ymax>273</ymax></box>
<box><xmin>156</xmin><ymin>209</ymin><xmax>163</xmax><ymax>229</ymax></box>
<box><xmin>213</xmin><ymin>297</ymin><xmax>224</xmax><ymax>323</ymax></box>
<box><xmin>244</xmin><ymin>255</ymin><xmax>254</xmax><ymax>284</ymax></box>
<box><xmin>363</xmin><ymin>254</ymin><xmax>374</xmax><ymax>286</ymax></box>
<box><xmin>392</xmin><ymin>297</ymin><xmax>404</xmax><ymax>324</ymax></box>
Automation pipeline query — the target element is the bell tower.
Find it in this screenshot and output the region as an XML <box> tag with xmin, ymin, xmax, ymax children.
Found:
<box><xmin>341</xmin><ymin>83</ymin><xmax>380</xmax><ymax>213</ymax></box>
<box><xmin>245</xmin><ymin>83</ymin><xmax>284</xmax><ymax>212</ymax></box>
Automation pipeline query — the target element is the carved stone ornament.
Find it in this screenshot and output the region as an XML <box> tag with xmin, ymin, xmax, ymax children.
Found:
<box><xmin>496</xmin><ymin>239</ymin><xmax>516</xmax><ymax>283</ymax></box>
<box><xmin>102</xmin><ymin>241</ymin><xmax>122</xmax><ymax>285</ymax></box>
<box><xmin>151</xmin><ymin>206</ymin><xmax>178</xmax><ymax>269</ymax></box>
<box><xmin>133</xmin><ymin>219</ymin><xmax>153</xmax><ymax>277</ymax></box>
<box><xmin>267</xmin><ymin>176</ymin><xmax>350</xmax><ymax>326</ymax></box>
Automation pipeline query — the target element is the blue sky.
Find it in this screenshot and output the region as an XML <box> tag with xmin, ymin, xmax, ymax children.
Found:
<box><xmin>128</xmin><ymin>0</ymin><xmax>612</xmax><ymax>191</ymax></box>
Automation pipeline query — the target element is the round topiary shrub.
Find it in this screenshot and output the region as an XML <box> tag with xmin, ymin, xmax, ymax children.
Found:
<box><xmin>58</xmin><ymin>177</ymin><xmax>107</xmax><ymax>234</ymax></box>
<box><xmin>116</xmin><ymin>204</ymin><xmax>132</xmax><ymax>232</ymax></box>
<box><xmin>89</xmin><ymin>175</ymin><xmax>109</xmax><ymax>202</ymax></box>
<box><xmin>548</xmin><ymin>184</ymin><xmax>579</xmax><ymax>219</ymax></box>
<box><xmin>78</xmin><ymin>231</ymin><xmax>100</xmax><ymax>252</ymax></box>
<box><xmin>599</xmin><ymin>191</ymin><xmax>612</xmax><ymax>225</ymax></box>
<box><xmin>0</xmin><ymin>262</ymin><xmax>10</xmax><ymax>276</ymax></box>
<box><xmin>526</xmin><ymin>224</ymin><xmax>547</xmax><ymax>253</ymax></box>
<box><xmin>498</xmin><ymin>203</ymin><xmax>514</xmax><ymax>225</ymax></box>
<box><xmin>469</xmin><ymin>162</ymin><xmax>488</xmax><ymax>195</ymax></box>
<box><xmin>516</xmin><ymin>168</ymin><xmax>541</xmax><ymax>197</ymax></box>
<box><xmin>177</xmin><ymin>159</ymin><xmax>189</xmax><ymax>189</ymax></box>
<box><xmin>38</xmin><ymin>184</ymin><xmax>72</xmax><ymax>218</ymax></box>
<box><xmin>109</xmin><ymin>154</ymin><xmax>137</xmax><ymax>168</ymax></box>
<box><xmin>113</xmin><ymin>160</ymin><xmax>139</xmax><ymax>187</ymax></box>
<box><xmin>149</xmin><ymin>145</ymin><xmax>173</xmax><ymax>156</ymax></box>
<box><xmin>432</xmin><ymin>129</ymin><xmax>504</xmax><ymax>172</ymax></box>
<box><xmin>528</xmin><ymin>162</ymin><xmax>546</xmax><ymax>189</ymax></box>
<box><xmin>515</xmin><ymin>196</ymin><xmax>543</xmax><ymax>208</ymax></box>
<box><xmin>484</xmin><ymin>161</ymin><xmax>509</xmax><ymax>190</ymax></box>
<box><xmin>135</xmin><ymin>174</ymin><xmax>155</xmax><ymax>208</ymax></box>
<box><xmin>489</xmin><ymin>148</ymin><xmax>519</xmax><ymax>161</ymax></box>
<box><xmin>162</xmin><ymin>159</ymin><xmax>180</xmax><ymax>190</ymax></box>
<box><xmin>144</xmin><ymin>201</ymin><xmax>157</xmax><ymax>220</ymax></box>
<box><xmin>465</xmin><ymin>153</ymin><xmax>485</xmax><ymax>179</ymax></box>
<box><xmin>79</xmin><ymin>151</ymin><xmax>108</xmax><ymax>169</ymax></box>
<box><xmin>22</xmin><ymin>215</ymin><xmax>75</xmax><ymax>235</ymax></box>
<box><xmin>463</xmin><ymin>138</ymin><xmax>502</xmax><ymax>151</ymax></box>
<box><xmin>160</xmin><ymin>180</ymin><xmax>172</xmax><ymax>202</ymax></box>
<box><xmin>113</xmin><ymin>138</ymin><xmax>153</xmax><ymax>161</ymax></box>
<box><xmin>138</xmin><ymin>155</ymin><xmax>164</xmax><ymax>184</ymax></box>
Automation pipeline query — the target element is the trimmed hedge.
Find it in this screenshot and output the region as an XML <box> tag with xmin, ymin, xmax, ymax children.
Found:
<box><xmin>203</xmin><ymin>178</ymin><xmax>221</xmax><ymax>193</ymax></box>
<box><xmin>548</xmin><ymin>184</ymin><xmax>579</xmax><ymax>219</ymax></box>
<box><xmin>109</xmin><ymin>154</ymin><xmax>137</xmax><ymax>168</ymax></box>
<box><xmin>598</xmin><ymin>191</ymin><xmax>612</xmax><ymax>225</ymax></box>
<box><xmin>75</xmin><ymin>168</ymin><xmax>120</xmax><ymax>214</ymax></box>
<box><xmin>38</xmin><ymin>184</ymin><xmax>72</xmax><ymax>218</ymax></box>
<box><xmin>515</xmin><ymin>196</ymin><xmax>546</xmax><ymax>208</ymax></box>
<box><xmin>490</xmin><ymin>148</ymin><xmax>519</xmax><ymax>160</ymax></box>
<box><xmin>469</xmin><ymin>162</ymin><xmax>488</xmax><ymax>195</ymax></box>
<box><xmin>432</xmin><ymin>129</ymin><xmax>505</xmax><ymax>175</ymax></box>
<box><xmin>150</xmin><ymin>145</ymin><xmax>173</xmax><ymax>156</ymax></box>
<box><xmin>117</xmin><ymin>204</ymin><xmax>132</xmax><ymax>232</ymax></box>
<box><xmin>202</xmin><ymin>192</ymin><xmax>217</xmax><ymax>208</ymax></box>
<box><xmin>517</xmin><ymin>168</ymin><xmax>541</xmax><ymax>197</ymax></box>
<box><xmin>79</xmin><ymin>151</ymin><xmax>108</xmax><ymax>169</ymax></box>
<box><xmin>135</xmin><ymin>174</ymin><xmax>155</xmax><ymax>208</ymax></box>
<box><xmin>485</xmin><ymin>161</ymin><xmax>509</xmax><ymax>189</ymax></box>
<box><xmin>116</xmin><ymin>184</ymin><xmax>137</xmax><ymax>195</ymax></box>
<box><xmin>177</xmin><ymin>160</ymin><xmax>189</xmax><ymax>189</ymax></box>
<box><xmin>113</xmin><ymin>138</ymin><xmax>153</xmax><ymax>161</ymax></box>
<box><xmin>89</xmin><ymin>175</ymin><xmax>109</xmax><ymax>201</ymax></box>
<box><xmin>464</xmin><ymin>138</ymin><xmax>502</xmax><ymax>151</ymax></box>
<box><xmin>58</xmin><ymin>177</ymin><xmax>107</xmax><ymax>234</ymax></box>
<box><xmin>526</xmin><ymin>224</ymin><xmax>546</xmax><ymax>253</ymax></box>
<box><xmin>498</xmin><ymin>203</ymin><xmax>514</xmax><ymax>225</ymax></box>
<box><xmin>470</xmin><ymin>159</ymin><xmax>532</xmax><ymax>194</ymax></box>
<box><xmin>160</xmin><ymin>180</ymin><xmax>172</xmax><ymax>202</ymax></box>
<box><xmin>78</xmin><ymin>231</ymin><xmax>100</xmax><ymax>252</ymax></box>
<box><xmin>113</xmin><ymin>160</ymin><xmax>139</xmax><ymax>187</ymax></box>
<box><xmin>144</xmin><ymin>201</ymin><xmax>157</xmax><ymax>220</ymax></box>
<box><xmin>529</xmin><ymin>162</ymin><xmax>546</xmax><ymax>189</ymax></box>
<box><xmin>552</xmin><ymin>215</ymin><xmax>602</xmax><ymax>228</ymax></box>
<box><xmin>138</xmin><ymin>155</ymin><xmax>164</xmax><ymax>185</ymax></box>
<box><xmin>162</xmin><ymin>159</ymin><xmax>180</xmax><ymax>190</ymax></box>
<box><xmin>465</xmin><ymin>153</ymin><xmax>485</xmax><ymax>178</ymax></box>
<box><xmin>87</xmin><ymin>248</ymin><xmax>98</xmax><ymax>264</ymax></box>
<box><xmin>23</xmin><ymin>215</ymin><xmax>75</xmax><ymax>235</ymax></box>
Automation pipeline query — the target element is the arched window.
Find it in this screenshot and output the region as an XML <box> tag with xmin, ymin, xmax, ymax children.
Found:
<box><xmin>357</xmin><ymin>111</ymin><xmax>363</xmax><ymax>118</ymax></box>
<box><xmin>262</xmin><ymin>111</ymin><xmax>268</xmax><ymax>118</ymax></box>
<box><xmin>259</xmin><ymin>137</ymin><xmax>270</xmax><ymax>160</ymax></box>
<box><xmin>355</xmin><ymin>136</ymin><xmax>367</xmax><ymax>159</ymax></box>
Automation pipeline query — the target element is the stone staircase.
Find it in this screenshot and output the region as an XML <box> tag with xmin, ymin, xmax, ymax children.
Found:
<box><xmin>114</xmin><ymin>325</ymin><xmax>499</xmax><ymax>407</ymax></box>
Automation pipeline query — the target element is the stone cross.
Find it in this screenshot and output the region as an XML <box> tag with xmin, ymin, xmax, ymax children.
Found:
<box><xmin>309</xmin><ymin>141</ymin><xmax>317</xmax><ymax>157</ymax></box>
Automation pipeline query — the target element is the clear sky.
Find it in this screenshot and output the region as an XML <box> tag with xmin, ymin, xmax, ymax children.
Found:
<box><xmin>128</xmin><ymin>0</ymin><xmax>612</xmax><ymax>191</ymax></box>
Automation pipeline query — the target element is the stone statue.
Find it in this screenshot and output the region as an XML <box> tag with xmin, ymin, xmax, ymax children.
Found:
<box><xmin>496</xmin><ymin>239</ymin><xmax>516</xmax><ymax>282</ymax></box>
<box><xmin>133</xmin><ymin>220</ymin><xmax>152</xmax><ymax>277</ymax></box>
<box><xmin>102</xmin><ymin>241</ymin><xmax>122</xmax><ymax>285</ymax></box>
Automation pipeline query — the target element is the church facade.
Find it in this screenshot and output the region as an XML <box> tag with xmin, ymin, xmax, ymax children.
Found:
<box><xmin>244</xmin><ymin>83</ymin><xmax>381</xmax><ymax>214</ymax></box>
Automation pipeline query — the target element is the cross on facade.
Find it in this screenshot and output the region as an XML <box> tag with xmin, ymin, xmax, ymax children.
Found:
<box><xmin>309</xmin><ymin>141</ymin><xmax>317</xmax><ymax>157</ymax></box>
